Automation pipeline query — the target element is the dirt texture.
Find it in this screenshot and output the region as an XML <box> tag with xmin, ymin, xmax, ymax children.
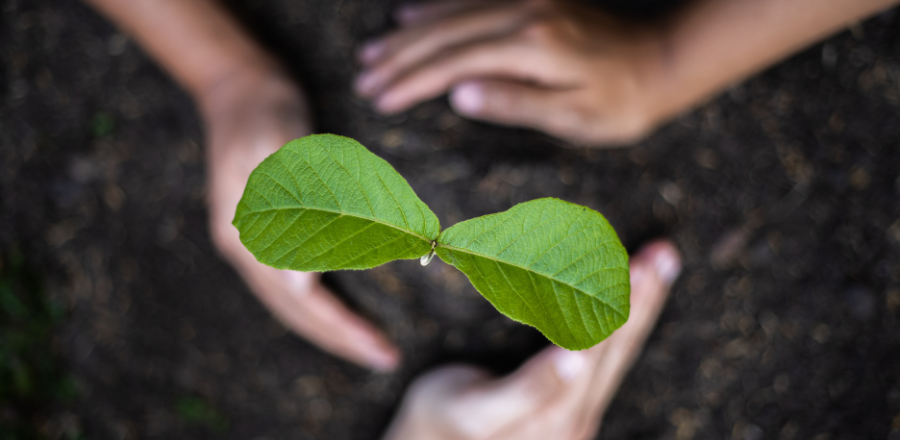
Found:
<box><xmin>2</xmin><ymin>0</ymin><xmax>900</xmax><ymax>439</ymax></box>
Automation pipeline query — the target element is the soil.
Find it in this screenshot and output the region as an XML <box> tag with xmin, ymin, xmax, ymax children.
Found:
<box><xmin>2</xmin><ymin>0</ymin><xmax>900</xmax><ymax>439</ymax></box>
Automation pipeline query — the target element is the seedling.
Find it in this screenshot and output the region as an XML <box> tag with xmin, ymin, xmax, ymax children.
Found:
<box><xmin>233</xmin><ymin>134</ymin><xmax>630</xmax><ymax>350</ymax></box>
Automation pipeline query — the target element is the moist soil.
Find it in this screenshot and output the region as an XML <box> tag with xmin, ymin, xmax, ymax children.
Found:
<box><xmin>2</xmin><ymin>1</ymin><xmax>900</xmax><ymax>439</ymax></box>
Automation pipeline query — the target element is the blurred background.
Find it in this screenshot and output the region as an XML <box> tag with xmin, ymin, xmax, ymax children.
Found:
<box><xmin>1</xmin><ymin>0</ymin><xmax>900</xmax><ymax>439</ymax></box>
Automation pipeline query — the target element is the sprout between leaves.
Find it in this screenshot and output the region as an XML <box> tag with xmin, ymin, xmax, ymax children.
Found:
<box><xmin>420</xmin><ymin>241</ymin><xmax>437</xmax><ymax>266</ymax></box>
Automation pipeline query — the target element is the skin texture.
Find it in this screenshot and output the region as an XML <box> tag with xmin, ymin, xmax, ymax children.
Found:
<box><xmin>382</xmin><ymin>241</ymin><xmax>682</xmax><ymax>440</ymax></box>
<box><xmin>82</xmin><ymin>0</ymin><xmax>400</xmax><ymax>371</ymax></box>
<box><xmin>357</xmin><ymin>0</ymin><xmax>899</xmax><ymax>146</ymax></box>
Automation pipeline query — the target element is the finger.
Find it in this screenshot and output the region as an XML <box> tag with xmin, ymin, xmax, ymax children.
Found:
<box><xmin>372</xmin><ymin>36</ymin><xmax>574</xmax><ymax>113</ymax></box>
<box><xmin>573</xmin><ymin>240</ymin><xmax>681</xmax><ymax>428</ymax></box>
<box><xmin>231</xmin><ymin>244</ymin><xmax>401</xmax><ymax>371</ymax></box>
<box><xmin>592</xmin><ymin>240</ymin><xmax>681</xmax><ymax>378</ymax></box>
<box><xmin>450</xmin><ymin>80</ymin><xmax>589</xmax><ymax>139</ymax></box>
<box><xmin>284</xmin><ymin>271</ymin><xmax>403</xmax><ymax>371</ymax></box>
<box><xmin>357</xmin><ymin>0</ymin><xmax>491</xmax><ymax>66</ymax></box>
<box><xmin>445</xmin><ymin>345</ymin><xmax>590</xmax><ymax>437</ymax></box>
<box><xmin>508</xmin><ymin>240</ymin><xmax>680</xmax><ymax>439</ymax></box>
<box><xmin>453</xmin><ymin>80</ymin><xmax>649</xmax><ymax>146</ymax></box>
<box><xmin>356</xmin><ymin>1</ymin><xmax>534</xmax><ymax>84</ymax></box>
<box><xmin>424</xmin><ymin>243</ymin><xmax>680</xmax><ymax>439</ymax></box>
<box><xmin>393</xmin><ymin>0</ymin><xmax>490</xmax><ymax>27</ymax></box>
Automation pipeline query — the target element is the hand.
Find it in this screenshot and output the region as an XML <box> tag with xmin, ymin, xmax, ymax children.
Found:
<box><xmin>382</xmin><ymin>240</ymin><xmax>681</xmax><ymax>439</ymax></box>
<box><xmin>356</xmin><ymin>0</ymin><xmax>672</xmax><ymax>146</ymax></box>
<box><xmin>200</xmin><ymin>68</ymin><xmax>400</xmax><ymax>371</ymax></box>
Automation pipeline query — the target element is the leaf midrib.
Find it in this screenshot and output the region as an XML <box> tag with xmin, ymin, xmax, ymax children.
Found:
<box><xmin>437</xmin><ymin>243</ymin><xmax>628</xmax><ymax>320</ymax></box>
<box><xmin>236</xmin><ymin>205</ymin><xmax>435</xmax><ymax>244</ymax></box>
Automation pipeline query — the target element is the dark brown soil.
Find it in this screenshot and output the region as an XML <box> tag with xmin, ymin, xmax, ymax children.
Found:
<box><xmin>2</xmin><ymin>1</ymin><xmax>900</xmax><ymax>439</ymax></box>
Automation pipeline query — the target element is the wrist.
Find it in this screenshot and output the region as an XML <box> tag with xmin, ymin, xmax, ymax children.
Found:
<box><xmin>198</xmin><ymin>62</ymin><xmax>312</xmax><ymax>157</ymax></box>
<box><xmin>195</xmin><ymin>58</ymin><xmax>286</xmax><ymax>112</ymax></box>
<box><xmin>197</xmin><ymin>63</ymin><xmax>308</xmax><ymax>119</ymax></box>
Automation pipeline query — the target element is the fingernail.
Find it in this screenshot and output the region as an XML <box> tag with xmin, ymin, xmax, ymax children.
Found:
<box><xmin>355</xmin><ymin>70</ymin><xmax>380</xmax><ymax>95</ymax></box>
<box><xmin>366</xmin><ymin>348</ymin><xmax>400</xmax><ymax>372</ymax></box>
<box><xmin>653</xmin><ymin>246</ymin><xmax>682</xmax><ymax>286</ymax></box>
<box><xmin>284</xmin><ymin>270</ymin><xmax>314</xmax><ymax>296</ymax></box>
<box><xmin>374</xmin><ymin>92</ymin><xmax>398</xmax><ymax>114</ymax></box>
<box><xmin>358</xmin><ymin>41</ymin><xmax>384</xmax><ymax>64</ymax></box>
<box><xmin>450</xmin><ymin>82</ymin><xmax>484</xmax><ymax>115</ymax></box>
<box><xmin>552</xmin><ymin>349</ymin><xmax>586</xmax><ymax>382</ymax></box>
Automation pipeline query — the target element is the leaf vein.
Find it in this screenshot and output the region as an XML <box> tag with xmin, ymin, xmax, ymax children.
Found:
<box><xmin>493</xmin><ymin>259</ymin><xmax>539</xmax><ymax>323</ymax></box>
<box><xmin>370</xmin><ymin>154</ymin><xmax>411</xmax><ymax>230</ymax></box>
<box><xmin>441</xmin><ymin>244</ymin><xmax>623</xmax><ymax>307</ymax></box>
<box><xmin>281</xmin><ymin>147</ymin><xmax>342</xmax><ymax>209</ymax></box>
<box><xmin>552</xmin><ymin>279</ymin><xmax>584</xmax><ymax>344</ymax></box>
<box><xmin>322</xmin><ymin>142</ymin><xmax>377</xmax><ymax>217</ymax></box>
<box><xmin>549</xmin><ymin>238</ymin><xmax>617</xmax><ymax>277</ymax></box>
<box><xmin>236</xmin><ymin>206</ymin><xmax>431</xmax><ymax>243</ymax></box>
<box><xmin>490</xmin><ymin>210</ymin><xmax>570</xmax><ymax>257</ymax></box>
<box><xmin>337</xmin><ymin>233</ymin><xmax>408</xmax><ymax>269</ymax></box>
<box><xmin>294</xmin><ymin>221</ymin><xmax>379</xmax><ymax>267</ymax></box>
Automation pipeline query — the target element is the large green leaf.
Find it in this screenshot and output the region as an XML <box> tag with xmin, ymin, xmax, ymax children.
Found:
<box><xmin>234</xmin><ymin>135</ymin><xmax>632</xmax><ymax>351</ymax></box>
<box><xmin>233</xmin><ymin>134</ymin><xmax>440</xmax><ymax>271</ymax></box>
<box><xmin>434</xmin><ymin>198</ymin><xmax>630</xmax><ymax>350</ymax></box>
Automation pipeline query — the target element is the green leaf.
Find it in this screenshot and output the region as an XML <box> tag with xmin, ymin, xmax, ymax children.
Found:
<box><xmin>233</xmin><ymin>134</ymin><xmax>440</xmax><ymax>271</ymax></box>
<box><xmin>234</xmin><ymin>135</ymin><xmax>632</xmax><ymax>351</ymax></box>
<box><xmin>435</xmin><ymin>198</ymin><xmax>630</xmax><ymax>350</ymax></box>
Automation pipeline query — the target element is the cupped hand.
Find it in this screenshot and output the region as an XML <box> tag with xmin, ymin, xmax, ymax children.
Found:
<box><xmin>356</xmin><ymin>0</ymin><xmax>671</xmax><ymax>146</ymax></box>
<box><xmin>382</xmin><ymin>240</ymin><xmax>681</xmax><ymax>439</ymax></box>
<box><xmin>200</xmin><ymin>68</ymin><xmax>400</xmax><ymax>371</ymax></box>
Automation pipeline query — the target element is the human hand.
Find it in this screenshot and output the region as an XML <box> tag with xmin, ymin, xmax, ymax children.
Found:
<box><xmin>356</xmin><ymin>0</ymin><xmax>673</xmax><ymax>146</ymax></box>
<box><xmin>382</xmin><ymin>240</ymin><xmax>681</xmax><ymax>439</ymax></box>
<box><xmin>200</xmin><ymin>68</ymin><xmax>400</xmax><ymax>371</ymax></box>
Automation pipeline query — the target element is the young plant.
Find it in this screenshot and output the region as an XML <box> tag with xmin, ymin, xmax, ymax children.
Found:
<box><xmin>233</xmin><ymin>134</ymin><xmax>630</xmax><ymax>350</ymax></box>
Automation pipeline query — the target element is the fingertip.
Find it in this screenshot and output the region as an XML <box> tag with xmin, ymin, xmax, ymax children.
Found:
<box><xmin>355</xmin><ymin>70</ymin><xmax>380</xmax><ymax>96</ymax></box>
<box><xmin>450</xmin><ymin>81</ymin><xmax>485</xmax><ymax>116</ymax></box>
<box><xmin>654</xmin><ymin>244</ymin><xmax>682</xmax><ymax>286</ymax></box>
<box><xmin>374</xmin><ymin>92</ymin><xmax>405</xmax><ymax>115</ymax></box>
<box><xmin>342</xmin><ymin>318</ymin><xmax>402</xmax><ymax>371</ymax></box>
<box><xmin>302</xmin><ymin>279</ymin><xmax>402</xmax><ymax>372</ymax></box>
<box><xmin>550</xmin><ymin>347</ymin><xmax>587</xmax><ymax>383</ymax></box>
<box><xmin>342</xmin><ymin>322</ymin><xmax>402</xmax><ymax>371</ymax></box>
<box><xmin>366</xmin><ymin>344</ymin><xmax>402</xmax><ymax>372</ymax></box>
<box><xmin>631</xmin><ymin>240</ymin><xmax>682</xmax><ymax>287</ymax></box>
<box><xmin>358</xmin><ymin>40</ymin><xmax>385</xmax><ymax>65</ymax></box>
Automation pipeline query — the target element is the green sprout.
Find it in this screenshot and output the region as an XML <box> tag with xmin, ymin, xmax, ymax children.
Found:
<box><xmin>233</xmin><ymin>134</ymin><xmax>630</xmax><ymax>350</ymax></box>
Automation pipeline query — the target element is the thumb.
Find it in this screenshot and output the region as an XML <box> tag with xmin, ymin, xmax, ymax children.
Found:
<box><xmin>447</xmin><ymin>346</ymin><xmax>589</xmax><ymax>437</ymax></box>
<box><xmin>450</xmin><ymin>80</ymin><xmax>588</xmax><ymax>140</ymax></box>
